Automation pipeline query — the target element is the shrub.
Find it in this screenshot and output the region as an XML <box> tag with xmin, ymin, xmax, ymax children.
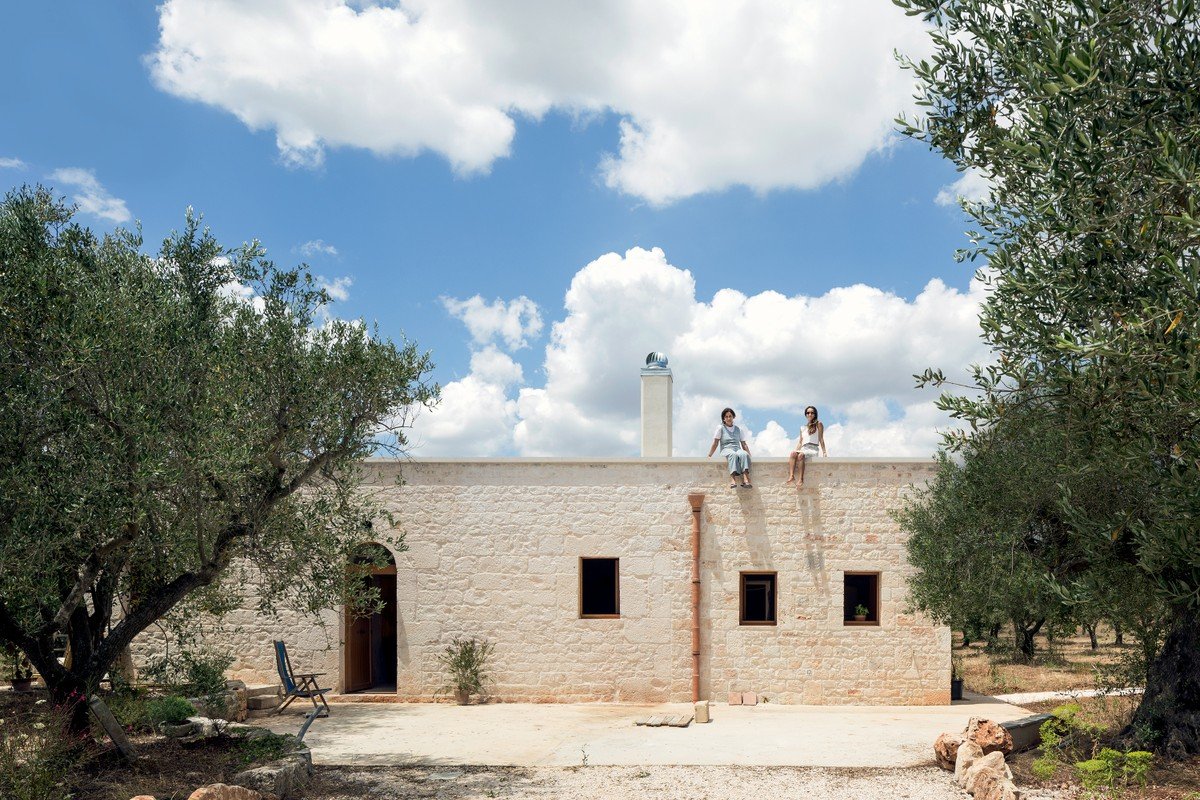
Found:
<box><xmin>104</xmin><ymin>689</ymin><xmax>153</xmax><ymax>734</ymax></box>
<box><xmin>0</xmin><ymin>702</ymin><xmax>83</xmax><ymax>800</ymax></box>
<box><xmin>437</xmin><ymin>636</ymin><xmax>495</xmax><ymax>699</ymax></box>
<box><xmin>1075</xmin><ymin>758</ymin><xmax>1111</xmax><ymax>791</ymax></box>
<box><xmin>1073</xmin><ymin>747</ymin><xmax>1154</xmax><ymax>796</ymax></box>
<box><xmin>1122</xmin><ymin>751</ymin><xmax>1153</xmax><ymax>787</ymax></box>
<box><xmin>236</xmin><ymin>733</ymin><xmax>297</xmax><ymax>765</ymax></box>
<box><xmin>1030</xmin><ymin>754</ymin><xmax>1057</xmax><ymax>781</ymax></box>
<box><xmin>145</xmin><ymin>696</ymin><xmax>197</xmax><ymax>726</ymax></box>
<box><xmin>144</xmin><ymin>645</ymin><xmax>233</xmax><ymax>701</ymax></box>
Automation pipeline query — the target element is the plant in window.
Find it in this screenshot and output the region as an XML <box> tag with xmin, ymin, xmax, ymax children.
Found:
<box><xmin>853</xmin><ymin>604</ymin><xmax>869</xmax><ymax>621</ymax></box>
<box><xmin>437</xmin><ymin>637</ymin><xmax>495</xmax><ymax>705</ymax></box>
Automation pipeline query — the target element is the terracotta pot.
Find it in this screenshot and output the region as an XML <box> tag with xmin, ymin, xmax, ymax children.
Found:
<box><xmin>10</xmin><ymin>678</ymin><xmax>34</xmax><ymax>692</ymax></box>
<box><xmin>454</xmin><ymin>688</ymin><xmax>471</xmax><ymax>705</ymax></box>
<box><xmin>853</xmin><ymin>615</ymin><xmax>866</xmax><ymax>622</ymax></box>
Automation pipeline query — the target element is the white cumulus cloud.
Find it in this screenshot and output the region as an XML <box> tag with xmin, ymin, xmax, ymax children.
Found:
<box><xmin>299</xmin><ymin>239</ymin><xmax>339</xmax><ymax>257</ymax></box>
<box><xmin>317</xmin><ymin>275</ymin><xmax>352</xmax><ymax>302</ymax></box>
<box><xmin>412</xmin><ymin>345</ymin><xmax>522</xmax><ymax>456</ymax></box>
<box><xmin>412</xmin><ymin>246</ymin><xmax>989</xmax><ymax>458</ymax></box>
<box><xmin>442</xmin><ymin>294</ymin><xmax>544</xmax><ymax>351</ymax></box>
<box><xmin>935</xmin><ymin>168</ymin><xmax>992</xmax><ymax>207</ymax></box>
<box><xmin>48</xmin><ymin>168</ymin><xmax>131</xmax><ymax>224</ymax></box>
<box><xmin>148</xmin><ymin>0</ymin><xmax>931</xmax><ymax>204</ymax></box>
<box><xmin>0</xmin><ymin>157</ymin><xmax>27</xmax><ymax>170</ymax></box>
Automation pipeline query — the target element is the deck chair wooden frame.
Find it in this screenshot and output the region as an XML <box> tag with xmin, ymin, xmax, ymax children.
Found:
<box><xmin>273</xmin><ymin>640</ymin><xmax>331</xmax><ymax>717</ymax></box>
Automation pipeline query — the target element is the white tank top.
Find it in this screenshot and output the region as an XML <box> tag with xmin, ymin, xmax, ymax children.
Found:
<box><xmin>800</xmin><ymin>423</ymin><xmax>820</xmax><ymax>450</ymax></box>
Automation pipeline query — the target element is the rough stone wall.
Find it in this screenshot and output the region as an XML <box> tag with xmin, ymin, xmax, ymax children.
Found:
<box><xmin>134</xmin><ymin>456</ymin><xmax>949</xmax><ymax>705</ymax></box>
<box><xmin>128</xmin><ymin>567</ymin><xmax>342</xmax><ymax>688</ymax></box>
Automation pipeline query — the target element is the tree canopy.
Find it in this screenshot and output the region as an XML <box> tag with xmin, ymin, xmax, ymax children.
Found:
<box><xmin>0</xmin><ymin>186</ymin><xmax>437</xmax><ymax>720</ymax></box>
<box><xmin>896</xmin><ymin>0</ymin><xmax>1200</xmax><ymax>755</ymax></box>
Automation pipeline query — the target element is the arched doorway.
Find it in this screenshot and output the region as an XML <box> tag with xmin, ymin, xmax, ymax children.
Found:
<box><xmin>343</xmin><ymin>543</ymin><xmax>397</xmax><ymax>693</ymax></box>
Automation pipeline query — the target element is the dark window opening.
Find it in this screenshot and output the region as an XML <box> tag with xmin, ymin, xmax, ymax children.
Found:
<box><xmin>844</xmin><ymin>572</ymin><xmax>880</xmax><ymax>625</ymax></box>
<box><xmin>740</xmin><ymin>572</ymin><xmax>777</xmax><ymax>625</ymax></box>
<box><xmin>580</xmin><ymin>558</ymin><xmax>620</xmax><ymax>618</ymax></box>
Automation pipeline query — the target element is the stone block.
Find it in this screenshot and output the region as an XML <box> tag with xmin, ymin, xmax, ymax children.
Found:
<box><xmin>1000</xmin><ymin>713</ymin><xmax>1052</xmax><ymax>752</ymax></box>
<box><xmin>742</xmin><ymin>692</ymin><xmax>758</xmax><ymax>706</ymax></box>
<box><xmin>232</xmin><ymin>750</ymin><xmax>312</xmax><ymax>800</ymax></box>
<box><xmin>728</xmin><ymin>692</ymin><xmax>742</xmax><ymax>705</ymax></box>
<box><xmin>187</xmin><ymin>784</ymin><xmax>266</xmax><ymax>800</ymax></box>
<box><xmin>247</xmin><ymin>694</ymin><xmax>281</xmax><ymax>711</ymax></box>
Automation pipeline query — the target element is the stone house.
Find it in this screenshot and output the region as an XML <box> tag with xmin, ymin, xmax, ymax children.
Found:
<box><xmin>195</xmin><ymin>355</ymin><xmax>948</xmax><ymax>705</ymax></box>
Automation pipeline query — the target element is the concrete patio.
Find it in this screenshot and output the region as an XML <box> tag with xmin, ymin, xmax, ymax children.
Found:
<box><xmin>263</xmin><ymin>693</ymin><xmax>1034</xmax><ymax>767</ymax></box>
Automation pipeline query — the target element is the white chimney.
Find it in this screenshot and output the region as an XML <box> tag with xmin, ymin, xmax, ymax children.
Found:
<box><xmin>640</xmin><ymin>352</ymin><xmax>673</xmax><ymax>457</ymax></box>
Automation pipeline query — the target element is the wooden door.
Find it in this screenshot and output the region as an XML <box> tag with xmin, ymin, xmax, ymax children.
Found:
<box><xmin>344</xmin><ymin>600</ymin><xmax>373</xmax><ymax>692</ymax></box>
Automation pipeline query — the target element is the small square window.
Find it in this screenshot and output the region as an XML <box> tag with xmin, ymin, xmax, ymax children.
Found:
<box><xmin>740</xmin><ymin>572</ymin><xmax>777</xmax><ymax>625</ymax></box>
<box><xmin>580</xmin><ymin>558</ymin><xmax>620</xmax><ymax>618</ymax></box>
<box><xmin>844</xmin><ymin>572</ymin><xmax>880</xmax><ymax>625</ymax></box>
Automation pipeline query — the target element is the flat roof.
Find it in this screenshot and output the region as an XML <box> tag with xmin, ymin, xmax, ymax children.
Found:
<box><xmin>364</xmin><ymin>456</ymin><xmax>936</xmax><ymax>465</ymax></box>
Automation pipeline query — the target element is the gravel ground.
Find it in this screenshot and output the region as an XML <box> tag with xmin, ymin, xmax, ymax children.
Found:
<box><xmin>307</xmin><ymin>764</ymin><xmax>1075</xmax><ymax>799</ymax></box>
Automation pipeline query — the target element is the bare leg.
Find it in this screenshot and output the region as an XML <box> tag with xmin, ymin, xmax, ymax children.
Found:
<box><xmin>743</xmin><ymin>470</ymin><xmax>752</xmax><ymax>487</ymax></box>
<box><xmin>785</xmin><ymin>452</ymin><xmax>798</xmax><ymax>483</ymax></box>
<box><xmin>797</xmin><ymin>453</ymin><xmax>807</xmax><ymax>487</ymax></box>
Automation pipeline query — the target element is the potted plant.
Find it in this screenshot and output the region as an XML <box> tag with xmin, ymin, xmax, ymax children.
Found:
<box><xmin>438</xmin><ymin>636</ymin><xmax>495</xmax><ymax>705</ymax></box>
<box><xmin>147</xmin><ymin>695</ymin><xmax>198</xmax><ymax>738</ymax></box>
<box><xmin>951</xmin><ymin>654</ymin><xmax>964</xmax><ymax>701</ymax></box>
<box><xmin>853</xmin><ymin>604</ymin><xmax>869</xmax><ymax>622</ymax></box>
<box><xmin>3</xmin><ymin>644</ymin><xmax>36</xmax><ymax>692</ymax></box>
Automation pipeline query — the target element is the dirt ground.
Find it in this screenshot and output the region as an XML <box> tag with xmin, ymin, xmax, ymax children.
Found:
<box><xmin>0</xmin><ymin>689</ymin><xmax>298</xmax><ymax>800</ymax></box>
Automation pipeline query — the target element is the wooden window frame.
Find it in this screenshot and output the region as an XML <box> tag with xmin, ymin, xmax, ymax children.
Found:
<box><xmin>579</xmin><ymin>557</ymin><xmax>621</xmax><ymax>619</ymax></box>
<box><xmin>843</xmin><ymin>570</ymin><xmax>881</xmax><ymax>627</ymax></box>
<box><xmin>739</xmin><ymin>571</ymin><xmax>778</xmax><ymax>626</ymax></box>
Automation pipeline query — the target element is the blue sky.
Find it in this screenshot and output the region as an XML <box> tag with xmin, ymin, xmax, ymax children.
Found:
<box><xmin>2</xmin><ymin>1</ymin><xmax>990</xmax><ymax>458</ymax></box>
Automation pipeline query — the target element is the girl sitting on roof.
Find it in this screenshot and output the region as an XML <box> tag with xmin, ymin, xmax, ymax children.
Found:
<box><xmin>707</xmin><ymin>407</ymin><xmax>753</xmax><ymax>489</ymax></box>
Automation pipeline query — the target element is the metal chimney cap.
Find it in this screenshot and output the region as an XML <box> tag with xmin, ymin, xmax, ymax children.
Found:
<box><xmin>645</xmin><ymin>352</ymin><xmax>669</xmax><ymax>368</ymax></box>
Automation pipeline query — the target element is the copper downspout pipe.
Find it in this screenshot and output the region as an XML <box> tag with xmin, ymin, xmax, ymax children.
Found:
<box><xmin>687</xmin><ymin>493</ymin><xmax>705</xmax><ymax>703</ymax></box>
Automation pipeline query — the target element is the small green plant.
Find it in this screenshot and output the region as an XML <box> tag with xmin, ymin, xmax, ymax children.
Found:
<box><xmin>145</xmin><ymin>696</ymin><xmax>197</xmax><ymax>727</ymax></box>
<box><xmin>854</xmin><ymin>604</ymin><xmax>869</xmax><ymax>617</ymax></box>
<box><xmin>1075</xmin><ymin>756</ymin><xmax>1111</xmax><ymax>791</ymax></box>
<box><xmin>103</xmin><ymin>681</ymin><xmax>153</xmax><ymax>733</ymax></box>
<box><xmin>1031</xmin><ymin>753</ymin><xmax>1058</xmax><ymax>780</ymax></box>
<box><xmin>1034</xmin><ymin>701</ymin><xmax>1094</xmax><ymax>779</ymax></box>
<box><xmin>579</xmin><ymin>744</ymin><xmax>589</xmax><ymax>767</ymax></box>
<box><xmin>437</xmin><ymin>636</ymin><xmax>495</xmax><ymax>701</ymax></box>
<box><xmin>1073</xmin><ymin>747</ymin><xmax>1154</xmax><ymax>796</ymax></box>
<box><xmin>951</xmin><ymin>653</ymin><xmax>963</xmax><ymax>680</ymax></box>
<box><xmin>235</xmin><ymin>733</ymin><xmax>296</xmax><ymax>765</ymax></box>
<box><xmin>1121</xmin><ymin>751</ymin><xmax>1153</xmax><ymax>787</ymax></box>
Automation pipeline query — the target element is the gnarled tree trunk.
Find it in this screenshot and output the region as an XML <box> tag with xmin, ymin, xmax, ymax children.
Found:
<box><xmin>1123</xmin><ymin>613</ymin><xmax>1200</xmax><ymax>759</ymax></box>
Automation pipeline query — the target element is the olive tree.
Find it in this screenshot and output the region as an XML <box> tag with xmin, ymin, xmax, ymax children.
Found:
<box><xmin>0</xmin><ymin>187</ymin><xmax>437</xmax><ymax>728</ymax></box>
<box><xmin>896</xmin><ymin>0</ymin><xmax>1200</xmax><ymax>755</ymax></box>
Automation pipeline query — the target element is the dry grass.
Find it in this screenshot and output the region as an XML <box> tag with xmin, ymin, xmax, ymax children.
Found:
<box><xmin>958</xmin><ymin>625</ymin><xmax>1138</xmax><ymax>695</ymax></box>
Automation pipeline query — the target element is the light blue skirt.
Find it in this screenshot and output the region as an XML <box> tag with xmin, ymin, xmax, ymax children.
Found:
<box><xmin>724</xmin><ymin>450</ymin><xmax>751</xmax><ymax>475</ymax></box>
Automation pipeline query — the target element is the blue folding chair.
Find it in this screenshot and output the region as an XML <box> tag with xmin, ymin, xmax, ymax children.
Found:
<box><xmin>273</xmin><ymin>640</ymin><xmax>331</xmax><ymax>717</ymax></box>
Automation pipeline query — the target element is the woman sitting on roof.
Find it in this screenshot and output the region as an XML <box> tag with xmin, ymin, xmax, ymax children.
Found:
<box><xmin>785</xmin><ymin>405</ymin><xmax>827</xmax><ymax>487</ymax></box>
<box><xmin>707</xmin><ymin>407</ymin><xmax>753</xmax><ymax>489</ymax></box>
